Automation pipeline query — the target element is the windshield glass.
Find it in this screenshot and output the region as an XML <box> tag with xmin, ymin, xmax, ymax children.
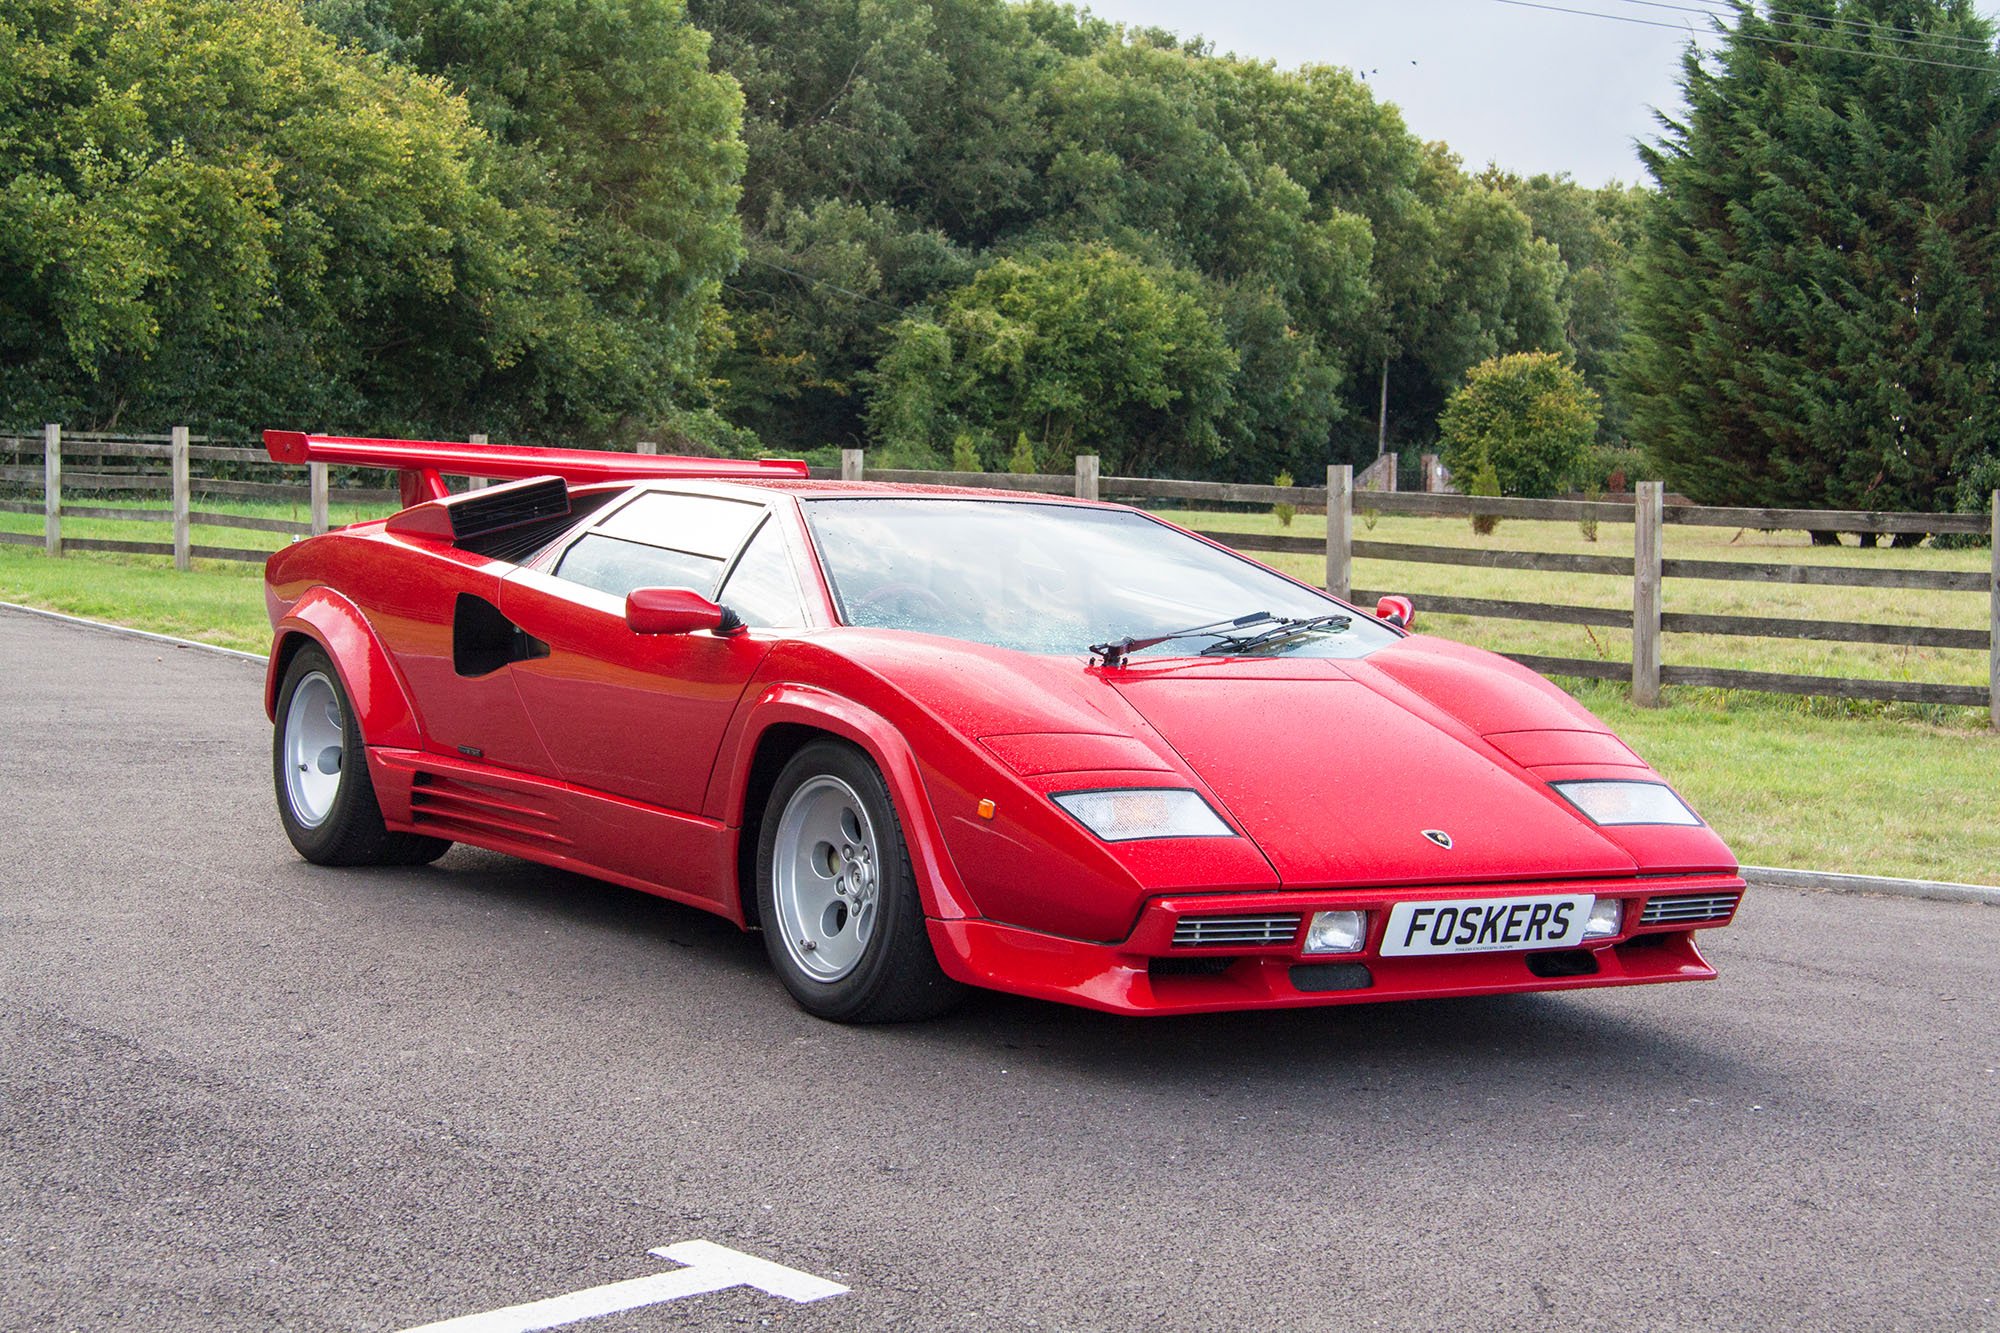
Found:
<box><xmin>804</xmin><ymin>498</ymin><xmax>1399</xmax><ymax>659</ymax></box>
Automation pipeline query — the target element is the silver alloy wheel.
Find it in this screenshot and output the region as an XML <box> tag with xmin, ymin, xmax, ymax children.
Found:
<box><xmin>771</xmin><ymin>774</ymin><xmax>881</xmax><ymax>983</ymax></box>
<box><xmin>283</xmin><ymin>670</ymin><xmax>345</xmax><ymax>829</ymax></box>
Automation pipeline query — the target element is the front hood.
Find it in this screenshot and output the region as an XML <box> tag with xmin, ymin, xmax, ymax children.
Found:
<box><xmin>1106</xmin><ymin>654</ymin><xmax>1639</xmax><ymax>886</ymax></box>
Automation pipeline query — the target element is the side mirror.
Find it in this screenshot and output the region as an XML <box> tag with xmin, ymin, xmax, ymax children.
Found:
<box><xmin>1375</xmin><ymin>595</ymin><xmax>1415</xmax><ymax>630</ymax></box>
<box><xmin>625</xmin><ymin>587</ymin><xmax>744</xmax><ymax>636</ymax></box>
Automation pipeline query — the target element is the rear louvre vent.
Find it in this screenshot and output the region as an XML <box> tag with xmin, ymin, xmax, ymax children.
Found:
<box><xmin>1638</xmin><ymin>892</ymin><xmax>1740</xmax><ymax>926</ymax></box>
<box><xmin>1171</xmin><ymin>914</ymin><xmax>1302</xmax><ymax>948</ymax></box>
<box><xmin>446</xmin><ymin>477</ymin><xmax>570</xmax><ymax>539</ymax></box>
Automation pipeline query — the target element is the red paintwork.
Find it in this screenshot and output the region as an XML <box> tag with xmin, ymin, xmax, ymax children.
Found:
<box><xmin>263</xmin><ymin>434</ymin><xmax>1743</xmax><ymax>1015</ymax></box>
<box><xmin>264</xmin><ymin>430</ymin><xmax>807</xmax><ymax>483</ymax></box>
<box><xmin>1375</xmin><ymin>593</ymin><xmax>1415</xmax><ymax>628</ymax></box>
<box><xmin>624</xmin><ymin>586</ymin><xmax>736</xmax><ymax>635</ymax></box>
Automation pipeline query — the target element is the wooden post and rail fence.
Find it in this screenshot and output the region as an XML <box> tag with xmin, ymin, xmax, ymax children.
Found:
<box><xmin>4</xmin><ymin>428</ymin><xmax>1996</xmax><ymax>728</ymax></box>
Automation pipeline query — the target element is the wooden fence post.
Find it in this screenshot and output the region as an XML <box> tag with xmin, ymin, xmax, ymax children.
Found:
<box><xmin>841</xmin><ymin>448</ymin><xmax>864</xmax><ymax>481</ymax></box>
<box><xmin>310</xmin><ymin>462</ymin><xmax>329</xmax><ymax>535</ymax></box>
<box><xmin>1075</xmin><ymin>454</ymin><xmax>1099</xmax><ymax>501</ymax></box>
<box><xmin>1633</xmin><ymin>480</ymin><xmax>1664</xmax><ymax>707</ymax></box>
<box><xmin>1989</xmin><ymin>490</ymin><xmax>1998</xmax><ymax>731</ymax></box>
<box><xmin>171</xmin><ymin>425</ymin><xmax>191</xmax><ymax>571</ymax></box>
<box><xmin>1325</xmin><ymin>464</ymin><xmax>1352</xmax><ymax>600</ymax></box>
<box><xmin>43</xmin><ymin>423</ymin><xmax>61</xmax><ymax>556</ymax></box>
<box><xmin>466</xmin><ymin>433</ymin><xmax>489</xmax><ymax>490</ymax></box>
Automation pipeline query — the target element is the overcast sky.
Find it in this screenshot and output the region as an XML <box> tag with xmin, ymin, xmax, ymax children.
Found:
<box><xmin>1078</xmin><ymin>0</ymin><xmax>2000</xmax><ymax>186</ymax></box>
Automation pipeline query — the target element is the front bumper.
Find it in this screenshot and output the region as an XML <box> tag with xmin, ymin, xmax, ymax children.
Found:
<box><xmin>926</xmin><ymin>874</ymin><xmax>1743</xmax><ymax>1015</ymax></box>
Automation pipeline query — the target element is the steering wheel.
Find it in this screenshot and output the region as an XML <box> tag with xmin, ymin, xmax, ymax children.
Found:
<box><xmin>851</xmin><ymin>581</ymin><xmax>953</xmax><ymax>623</ymax></box>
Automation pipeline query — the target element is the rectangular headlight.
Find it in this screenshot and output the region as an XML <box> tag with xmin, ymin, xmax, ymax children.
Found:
<box><xmin>1050</xmin><ymin>788</ymin><xmax>1233</xmax><ymax>842</ymax></box>
<box><xmin>1551</xmin><ymin>780</ymin><xmax>1702</xmax><ymax>827</ymax></box>
<box><xmin>1581</xmin><ymin>897</ymin><xmax>1623</xmax><ymax>940</ymax></box>
<box><xmin>1304</xmin><ymin>910</ymin><xmax>1369</xmax><ymax>954</ymax></box>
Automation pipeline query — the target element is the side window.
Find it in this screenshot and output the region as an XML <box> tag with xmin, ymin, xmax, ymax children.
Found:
<box><xmin>553</xmin><ymin>491</ymin><xmax>765</xmax><ymax>599</ymax></box>
<box><xmin>556</xmin><ymin>535</ymin><xmax>727</xmax><ymax>599</ymax></box>
<box><xmin>718</xmin><ymin>519</ymin><xmax>807</xmax><ymax>627</ymax></box>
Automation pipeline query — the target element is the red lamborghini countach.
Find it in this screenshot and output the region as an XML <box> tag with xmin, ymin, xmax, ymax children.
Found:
<box><xmin>262</xmin><ymin>432</ymin><xmax>1743</xmax><ymax>1022</ymax></box>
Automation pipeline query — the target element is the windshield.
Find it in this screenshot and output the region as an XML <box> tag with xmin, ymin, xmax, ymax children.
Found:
<box><xmin>803</xmin><ymin>498</ymin><xmax>1399</xmax><ymax>659</ymax></box>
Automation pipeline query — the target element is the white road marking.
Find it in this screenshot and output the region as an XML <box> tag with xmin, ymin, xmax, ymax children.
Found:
<box><xmin>396</xmin><ymin>1240</ymin><xmax>848</xmax><ymax>1333</ymax></box>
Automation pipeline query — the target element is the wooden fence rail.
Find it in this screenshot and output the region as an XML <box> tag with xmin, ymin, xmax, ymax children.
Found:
<box><xmin>6</xmin><ymin>429</ymin><xmax>1996</xmax><ymax>726</ymax></box>
<box><xmin>0</xmin><ymin>425</ymin><xmax>402</xmax><ymax>566</ymax></box>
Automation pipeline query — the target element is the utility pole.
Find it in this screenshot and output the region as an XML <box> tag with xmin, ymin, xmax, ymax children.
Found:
<box><xmin>1376</xmin><ymin>358</ymin><xmax>1389</xmax><ymax>458</ymax></box>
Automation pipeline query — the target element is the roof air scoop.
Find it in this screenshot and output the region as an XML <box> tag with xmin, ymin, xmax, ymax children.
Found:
<box><xmin>386</xmin><ymin>476</ymin><xmax>571</xmax><ymax>542</ymax></box>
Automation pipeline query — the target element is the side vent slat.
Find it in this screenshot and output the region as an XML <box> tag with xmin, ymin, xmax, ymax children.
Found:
<box><xmin>410</xmin><ymin>773</ymin><xmax>571</xmax><ymax>847</ymax></box>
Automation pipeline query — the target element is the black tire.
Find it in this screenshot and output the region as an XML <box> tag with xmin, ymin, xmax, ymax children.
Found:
<box><xmin>273</xmin><ymin>644</ymin><xmax>450</xmax><ymax>868</ymax></box>
<box><xmin>755</xmin><ymin>739</ymin><xmax>965</xmax><ymax>1023</ymax></box>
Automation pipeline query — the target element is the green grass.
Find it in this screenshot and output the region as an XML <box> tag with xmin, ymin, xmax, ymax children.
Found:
<box><xmin>1570</xmin><ymin>682</ymin><xmax>1998</xmax><ymax>885</ymax></box>
<box><xmin>4</xmin><ymin>495</ymin><xmax>1995</xmax><ymax>885</ymax></box>
<box><xmin>0</xmin><ymin>497</ymin><xmax>388</xmax><ymax>652</ymax></box>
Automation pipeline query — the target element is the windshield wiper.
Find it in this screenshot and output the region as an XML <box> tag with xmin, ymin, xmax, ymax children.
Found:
<box><xmin>1199</xmin><ymin>613</ymin><xmax>1353</xmax><ymax>656</ymax></box>
<box><xmin>1090</xmin><ymin>611</ymin><xmax>1279</xmax><ymax>668</ymax></box>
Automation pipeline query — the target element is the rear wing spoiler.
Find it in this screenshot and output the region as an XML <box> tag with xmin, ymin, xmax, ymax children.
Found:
<box><xmin>263</xmin><ymin>430</ymin><xmax>808</xmax><ymax>508</ymax></box>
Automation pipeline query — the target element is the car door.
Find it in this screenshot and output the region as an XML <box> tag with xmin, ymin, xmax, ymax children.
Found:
<box><xmin>497</xmin><ymin>491</ymin><xmax>800</xmax><ymax>815</ymax></box>
<box><xmin>352</xmin><ymin>550</ymin><xmax>562</xmax><ymax>778</ymax></box>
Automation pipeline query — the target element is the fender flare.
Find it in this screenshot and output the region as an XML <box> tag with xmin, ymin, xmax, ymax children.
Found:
<box><xmin>265</xmin><ymin>588</ymin><xmax>423</xmax><ymax>752</ymax></box>
<box><xmin>718</xmin><ymin>684</ymin><xmax>977</xmax><ymax>921</ymax></box>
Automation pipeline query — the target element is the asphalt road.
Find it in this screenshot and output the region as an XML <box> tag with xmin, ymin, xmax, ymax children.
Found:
<box><xmin>3</xmin><ymin>608</ymin><xmax>1996</xmax><ymax>1332</ymax></box>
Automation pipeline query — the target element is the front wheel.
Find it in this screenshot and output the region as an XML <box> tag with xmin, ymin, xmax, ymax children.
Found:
<box><xmin>274</xmin><ymin>644</ymin><xmax>449</xmax><ymax>867</ymax></box>
<box><xmin>756</xmin><ymin>740</ymin><xmax>964</xmax><ymax>1022</ymax></box>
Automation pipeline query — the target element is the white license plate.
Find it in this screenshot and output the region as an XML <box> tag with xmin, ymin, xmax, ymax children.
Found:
<box><xmin>1380</xmin><ymin>894</ymin><xmax>1595</xmax><ymax>956</ymax></box>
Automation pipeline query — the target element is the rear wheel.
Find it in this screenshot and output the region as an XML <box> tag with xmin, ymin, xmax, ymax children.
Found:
<box><xmin>274</xmin><ymin>644</ymin><xmax>449</xmax><ymax>867</ymax></box>
<box><xmin>756</xmin><ymin>740</ymin><xmax>964</xmax><ymax>1022</ymax></box>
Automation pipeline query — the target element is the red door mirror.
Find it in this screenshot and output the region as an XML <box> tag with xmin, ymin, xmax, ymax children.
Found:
<box><xmin>625</xmin><ymin>587</ymin><xmax>743</xmax><ymax>635</ymax></box>
<box><xmin>1375</xmin><ymin>595</ymin><xmax>1415</xmax><ymax>630</ymax></box>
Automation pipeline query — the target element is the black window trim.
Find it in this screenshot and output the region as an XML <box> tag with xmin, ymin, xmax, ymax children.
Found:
<box><xmin>547</xmin><ymin>485</ymin><xmax>775</xmax><ymax>595</ymax></box>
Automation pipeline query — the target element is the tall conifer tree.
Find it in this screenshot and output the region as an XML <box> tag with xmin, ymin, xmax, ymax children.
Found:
<box><xmin>1623</xmin><ymin>0</ymin><xmax>2000</xmax><ymax>517</ymax></box>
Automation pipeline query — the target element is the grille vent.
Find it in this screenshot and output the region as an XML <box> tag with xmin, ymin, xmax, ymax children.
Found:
<box><xmin>1171</xmin><ymin>913</ymin><xmax>1302</xmax><ymax>948</ymax></box>
<box><xmin>1638</xmin><ymin>892</ymin><xmax>1740</xmax><ymax>926</ymax></box>
<box><xmin>446</xmin><ymin>477</ymin><xmax>570</xmax><ymax>539</ymax></box>
<box><xmin>409</xmin><ymin>773</ymin><xmax>570</xmax><ymax>847</ymax></box>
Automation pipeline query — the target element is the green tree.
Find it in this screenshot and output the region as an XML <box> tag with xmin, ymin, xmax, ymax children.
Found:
<box><xmin>866</xmin><ymin>244</ymin><xmax>1237</xmax><ymax>474</ymax></box>
<box><xmin>1622</xmin><ymin>0</ymin><xmax>2000</xmax><ymax>516</ymax></box>
<box><xmin>309</xmin><ymin>0</ymin><xmax>747</xmax><ymax>441</ymax></box>
<box><xmin>0</xmin><ymin>0</ymin><xmax>745</xmax><ymax>442</ymax></box>
<box><xmin>1486</xmin><ymin>170</ymin><xmax>1647</xmax><ymax>445</ymax></box>
<box><xmin>0</xmin><ymin>0</ymin><xmax>532</xmax><ymax>434</ymax></box>
<box><xmin>1438</xmin><ymin>352</ymin><xmax>1600</xmax><ymax>498</ymax></box>
<box><xmin>687</xmin><ymin>3</ymin><xmax>1569</xmax><ymax>469</ymax></box>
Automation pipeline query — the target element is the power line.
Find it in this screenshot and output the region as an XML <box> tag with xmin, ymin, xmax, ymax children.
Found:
<box><xmin>1489</xmin><ymin>0</ymin><xmax>2000</xmax><ymax>74</ymax></box>
<box><xmin>1601</xmin><ymin>0</ymin><xmax>2000</xmax><ymax>56</ymax></box>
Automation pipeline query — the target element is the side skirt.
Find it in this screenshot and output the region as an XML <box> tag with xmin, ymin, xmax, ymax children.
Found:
<box><xmin>366</xmin><ymin>747</ymin><xmax>745</xmax><ymax>924</ymax></box>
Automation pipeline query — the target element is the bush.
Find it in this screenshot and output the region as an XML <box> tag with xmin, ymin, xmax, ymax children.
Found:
<box><xmin>1584</xmin><ymin>444</ymin><xmax>1645</xmax><ymax>495</ymax></box>
<box><xmin>1272</xmin><ymin>470</ymin><xmax>1296</xmax><ymax>527</ymax></box>
<box><xmin>1439</xmin><ymin>352</ymin><xmax>1600</xmax><ymax>500</ymax></box>
<box><xmin>1468</xmin><ymin>459</ymin><xmax>1503</xmax><ymax>536</ymax></box>
<box><xmin>1007</xmin><ymin>432</ymin><xmax>1039</xmax><ymax>474</ymax></box>
<box><xmin>950</xmin><ymin>433</ymin><xmax>983</xmax><ymax>472</ymax></box>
